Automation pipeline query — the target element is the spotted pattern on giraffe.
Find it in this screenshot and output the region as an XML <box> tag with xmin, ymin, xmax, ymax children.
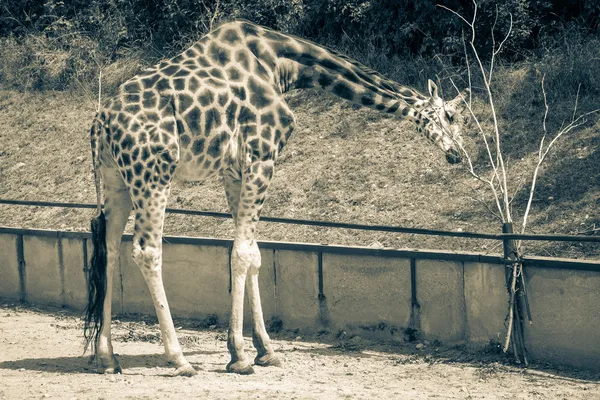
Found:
<box><xmin>85</xmin><ymin>19</ymin><xmax>471</xmax><ymax>377</ymax></box>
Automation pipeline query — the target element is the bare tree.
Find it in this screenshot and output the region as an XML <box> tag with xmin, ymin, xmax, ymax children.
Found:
<box><xmin>438</xmin><ymin>0</ymin><xmax>600</xmax><ymax>364</ymax></box>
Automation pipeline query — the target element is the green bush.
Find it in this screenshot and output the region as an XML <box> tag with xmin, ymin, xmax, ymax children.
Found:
<box><xmin>2</xmin><ymin>1</ymin><xmax>598</xmax><ymax>56</ymax></box>
<box><xmin>536</xmin><ymin>23</ymin><xmax>600</xmax><ymax>98</ymax></box>
<box><xmin>0</xmin><ymin>32</ymin><xmax>100</xmax><ymax>91</ymax></box>
<box><xmin>0</xmin><ymin>0</ymin><xmax>599</xmax><ymax>92</ymax></box>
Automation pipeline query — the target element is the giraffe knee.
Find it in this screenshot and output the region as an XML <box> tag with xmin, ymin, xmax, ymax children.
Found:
<box><xmin>132</xmin><ymin>244</ymin><xmax>162</xmax><ymax>272</ymax></box>
<box><xmin>232</xmin><ymin>240</ymin><xmax>261</xmax><ymax>273</ymax></box>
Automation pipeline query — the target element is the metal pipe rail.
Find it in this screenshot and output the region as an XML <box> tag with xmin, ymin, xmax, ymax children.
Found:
<box><xmin>1</xmin><ymin>198</ymin><xmax>599</xmax><ymax>243</ymax></box>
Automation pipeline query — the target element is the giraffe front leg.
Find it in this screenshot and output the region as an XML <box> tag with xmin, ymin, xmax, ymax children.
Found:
<box><xmin>225</xmin><ymin>160</ymin><xmax>279</xmax><ymax>373</ymax></box>
<box><xmin>132</xmin><ymin>191</ymin><xmax>197</xmax><ymax>377</ymax></box>
<box><xmin>248</xmin><ymin>270</ymin><xmax>280</xmax><ymax>367</ymax></box>
<box><xmin>132</xmin><ymin>242</ymin><xmax>197</xmax><ymax>377</ymax></box>
<box><xmin>224</xmin><ymin>177</ymin><xmax>254</xmax><ymax>374</ymax></box>
<box><xmin>226</xmin><ymin>238</ymin><xmax>256</xmax><ymax>375</ymax></box>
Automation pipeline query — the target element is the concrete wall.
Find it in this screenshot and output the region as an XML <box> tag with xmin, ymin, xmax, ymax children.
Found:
<box><xmin>463</xmin><ymin>262</ymin><xmax>507</xmax><ymax>344</ymax></box>
<box><xmin>274</xmin><ymin>250</ymin><xmax>320</xmax><ymax>329</ymax></box>
<box><xmin>0</xmin><ymin>234</ymin><xmax>20</xmax><ymax>300</ymax></box>
<box><xmin>0</xmin><ymin>228</ymin><xmax>599</xmax><ymax>372</ymax></box>
<box><xmin>323</xmin><ymin>254</ymin><xmax>411</xmax><ymax>335</ymax></box>
<box><xmin>524</xmin><ymin>267</ymin><xmax>600</xmax><ymax>370</ymax></box>
<box><xmin>416</xmin><ymin>260</ymin><xmax>466</xmax><ymax>342</ymax></box>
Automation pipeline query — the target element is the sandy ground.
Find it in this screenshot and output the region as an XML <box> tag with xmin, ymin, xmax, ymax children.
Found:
<box><xmin>1</xmin><ymin>304</ymin><xmax>599</xmax><ymax>400</ymax></box>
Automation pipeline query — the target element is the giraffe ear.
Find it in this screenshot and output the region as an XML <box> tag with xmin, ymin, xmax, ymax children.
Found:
<box><xmin>427</xmin><ymin>79</ymin><xmax>439</xmax><ymax>99</ymax></box>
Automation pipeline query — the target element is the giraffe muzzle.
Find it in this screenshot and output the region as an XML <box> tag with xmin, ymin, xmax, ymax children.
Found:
<box><xmin>445</xmin><ymin>149</ymin><xmax>462</xmax><ymax>164</ymax></box>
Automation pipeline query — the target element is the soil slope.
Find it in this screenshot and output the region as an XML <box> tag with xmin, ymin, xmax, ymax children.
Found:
<box><xmin>0</xmin><ymin>88</ymin><xmax>598</xmax><ymax>258</ymax></box>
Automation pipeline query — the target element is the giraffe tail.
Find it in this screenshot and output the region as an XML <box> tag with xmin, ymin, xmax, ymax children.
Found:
<box><xmin>83</xmin><ymin>117</ymin><xmax>107</xmax><ymax>356</ymax></box>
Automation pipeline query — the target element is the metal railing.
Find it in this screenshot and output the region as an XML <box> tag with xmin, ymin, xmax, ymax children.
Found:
<box><xmin>1</xmin><ymin>198</ymin><xmax>599</xmax><ymax>243</ymax></box>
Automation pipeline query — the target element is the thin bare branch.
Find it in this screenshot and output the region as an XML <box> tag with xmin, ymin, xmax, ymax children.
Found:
<box><xmin>444</xmin><ymin>2</ymin><xmax>512</xmax><ymax>222</ymax></box>
<box><xmin>489</xmin><ymin>12</ymin><xmax>513</xmax><ymax>83</ymax></box>
<box><xmin>540</xmin><ymin>74</ymin><xmax>549</xmax><ymax>159</ymax></box>
<box><xmin>508</xmin><ymin>176</ymin><xmax>526</xmax><ymax>206</ymax></box>
<box><xmin>209</xmin><ymin>0</ymin><xmax>220</xmax><ymax>31</ymax></box>
<box><xmin>520</xmin><ymin>76</ymin><xmax>600</xmax><ymax>244</ymax></box>
<box><xmin>467</xmin><ymin>193</ymin><xmax>503</xmax><ymax>222</ymax></box>
<box><xmin>97</xmin><ymin>70</ymin><xmax>102</xmax><ymax>112</ymax></box>
<box><xmin>541</xmin><ymin>110</ymin><xmax>599</xmax><ymax>160</ymax></box>
<box><xmin>436</xmin><ymin>5</ymin><xmax>471</xmax><ymax>27</ymax></box>
<box><xmin>519</xmin><ymin>76</ymin><xmax>551</xmax><ymax>243</ymax></box>
<box><xmin>454</xmin><ymin>134</ymin><xmax>506</xmax><ymax>221</ymax></box>
<box><xmin>462</xmin><ymin>31</ymin><xmax>473</xmax><ymax>107</ymax></box>
<box><xmin>491</xmin><ymin>6</ymin><xmax>499</xmax><ymax>46</ymax></box>
<box><xmin>470</xmin><ymin>0</ymin><xmax>478</xmax><ymax>43</ymax></box>
<box><xmin>495</xmin><ymin>14</ymin><xmax>513</xmax><ymax>56</ymax></box>
<box><xmin>454</xmin><ymin>140</ymin><xmax>481</xmax><ymax>178</ymax></box>
<box><xmin>572</xmin><ymin>83</ymin><xmax>581</xmax><ymax>122</ymax></box>
<box><xmin>488</xmin><ymin>180</ymin><xmax>506</xmax><ymax>221</ymax></box>
<box><xmin>481</xmin><ymin>77</ymin><xmax>510</xmax><ymax>222</ymax></box>
<box><xmin>449</xmin><ymin>77</ymin><xmax>505</xmax><ymax>213</ymax></box>
<box><xmin>489</xmin><ymin>6</ymin><xmax>499</xmax><ymax>81</ymax></box>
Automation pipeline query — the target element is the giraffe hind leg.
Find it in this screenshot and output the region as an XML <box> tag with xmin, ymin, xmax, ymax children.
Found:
<box><xmin>87</xmin><ymin>165</ymin><xmax>132</xmax><ymax>374</ymax></box>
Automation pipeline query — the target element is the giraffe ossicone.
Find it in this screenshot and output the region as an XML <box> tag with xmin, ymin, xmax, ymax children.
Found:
<box><xmin>83</xmin><ymin>19</ymin><xmax>471</xmax><ymax>376</ymax></box>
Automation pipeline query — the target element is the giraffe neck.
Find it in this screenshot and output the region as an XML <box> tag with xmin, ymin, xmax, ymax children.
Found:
<box><xmin>200</xmin><ymin>21</ymin><xmax>432</xmax><ymax>124</ymax></box>
<box><xmin>242</xmin><ymin>24</ymin><xmax>431</xmax><ymax>122</ymax></box>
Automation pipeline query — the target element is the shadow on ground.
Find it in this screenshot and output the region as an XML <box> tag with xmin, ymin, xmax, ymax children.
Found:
<box><xmin>2</xmin><ymin>300</ymin><xmax>600</xmax><ymax>383</ymax></box>
<box><xmin>0</xmin><ymin>350</ymin><xmax>218</xmax><ymax>375</ymax></box>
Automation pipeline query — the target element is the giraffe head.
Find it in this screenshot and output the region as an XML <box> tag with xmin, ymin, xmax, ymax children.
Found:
<box><xmin>417</xmin><ymin>80</ymin><xmax>471</xmax><ymax>164</ymax></box>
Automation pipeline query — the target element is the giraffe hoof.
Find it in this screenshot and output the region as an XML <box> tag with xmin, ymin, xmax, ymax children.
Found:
<box><xmin>226</xmin><ymin>361</ymin><xmax>255</xmax><ymax>375</ymax></box>
<box><xmin>174</xmin><ymin>364</ymin><xmax>198</xmax><ymax>377</ymax></box>
<box><xmin>97</xmin><ymin>355</ymin><xmax>122</xmax><ymax>374</ymax></box>
<box><xmin>255</xmin><ymin>354</ymin><xmax>281</xmax><ymax>367</ymax></box>
<box><xmin>102</xmin><ymin>365</ymin><xmax>122</xmax><ymax>375</ymax></box>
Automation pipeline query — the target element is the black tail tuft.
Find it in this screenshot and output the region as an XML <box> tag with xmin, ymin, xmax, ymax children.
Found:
<box><xmin>83</xmin><ymin>211</ymin><xmax>107</xmax><ymax>354</ymax></box>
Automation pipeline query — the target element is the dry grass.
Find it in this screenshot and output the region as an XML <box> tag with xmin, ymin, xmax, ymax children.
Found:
<box><xmin>1</xmin><ymin>27</ymin><xmax>599</xmax><ymax>258</ymax></box>
<box><xmin>0</xmin><ymin>67</ymin><xmax>598</xmax><ymax>258</ymax></box>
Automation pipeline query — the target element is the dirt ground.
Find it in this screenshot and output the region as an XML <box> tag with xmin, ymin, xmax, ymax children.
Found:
<box><xmin>1</xmin><ymin>304</ymin><xmax>599</xmax><ymax>400</ymax></box>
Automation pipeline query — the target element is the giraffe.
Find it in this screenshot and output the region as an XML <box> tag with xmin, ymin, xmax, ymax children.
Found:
<box><xmin>83</xmin><ymin>19</ymin><xmax>471</xmax><ymax>376</ymax></box>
